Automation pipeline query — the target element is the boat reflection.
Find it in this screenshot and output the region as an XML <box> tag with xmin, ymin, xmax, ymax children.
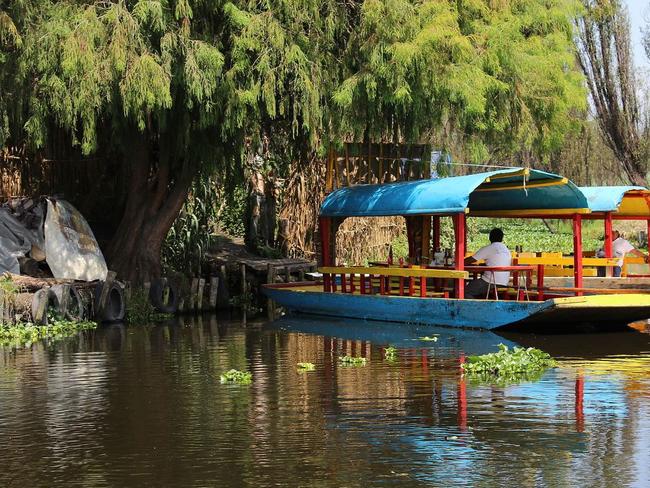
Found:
<box><xmin>266</xmin><ymin>313</ymin><xmax>519</xmax><ymax>356</ymax></box>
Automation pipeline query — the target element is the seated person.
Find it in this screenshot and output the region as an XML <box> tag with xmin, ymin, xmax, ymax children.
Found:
<box><xmin>464</xmin><ymin>228</ymin><xmax>512</xmax><ymax>299</ymax></box>
<box><xmin>612</xmin><ymin>230</ymin><xmax>648</xmax><ymax>277</ymax></box>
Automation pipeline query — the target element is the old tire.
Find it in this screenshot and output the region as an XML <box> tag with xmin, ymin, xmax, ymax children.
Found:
<box><xmin>31</xmin><ymin>288</ymin><xmax>60</xmax><ymax>325</ymax></box>
<box><xmin>94</xmin><ymin>281</ymin><xmax>125</xmax><ymax>322</ymax></box>
<box><xmin>149</xmin><ymin>278</ymin><xmax>178</xmax><ymax>314</ymax></box>
<box><xmin>51</xmin><ymin>284</ymin><xmax>86</xmax><ymax>321</ymax></box>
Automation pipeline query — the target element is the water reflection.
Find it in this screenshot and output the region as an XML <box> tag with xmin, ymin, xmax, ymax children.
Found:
<box><xmin>0</xmin><ymin>314</ymin><xmax>648</xmax><ymax>487</ymax></box>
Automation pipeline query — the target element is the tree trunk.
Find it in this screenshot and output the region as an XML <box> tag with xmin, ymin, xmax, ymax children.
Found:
<box><xmin>106</xmin><ymin>133</ymin><xmax>195</xmax><ymax>283</ymax></box>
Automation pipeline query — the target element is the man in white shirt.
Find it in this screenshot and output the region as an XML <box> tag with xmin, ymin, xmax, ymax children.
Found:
<box><xmin>610</xmin><ymin>231</ymin><xmax>648</xmax><ymax>277</ymax></box>
<box><xmin>464</xmin><ymin>228</ymin><xmax>512</xmax><ymax>299</ymax></box>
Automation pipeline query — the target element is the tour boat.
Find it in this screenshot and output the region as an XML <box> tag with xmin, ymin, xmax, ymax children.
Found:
<box><xmin>263</xmin><ymin>168</ymin><xmax>650</xmax><ymax>330</ymax></box>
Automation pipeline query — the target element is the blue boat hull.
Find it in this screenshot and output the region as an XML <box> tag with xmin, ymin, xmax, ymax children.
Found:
<box><xmin>263</xmin><ymin>285</ymin><xmax>550</xmax><ymax>330</ymax></box>
<box><xmin>263</xmin><ymin>284</ymin><xmax>650</xmax><ymax>330</ymax></box>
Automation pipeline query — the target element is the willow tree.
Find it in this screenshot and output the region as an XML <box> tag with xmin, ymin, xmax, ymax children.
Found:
<box><xmin>332</xmin><ymin>0</ymin><xmax>585</xmax><ymax>160</ymax></box>
<box><xmin>1</xmin><ymin>0</ymin><xmax>586</xmax><ymax>281</ymax></box>
<box><xmin>0</xmin><ymin>0</ymin><xmax>336</xmax><ymax>281</ymax></box>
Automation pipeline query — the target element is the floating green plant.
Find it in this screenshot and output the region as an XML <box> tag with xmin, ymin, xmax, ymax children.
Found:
<box><xmin>462</xmin><ymin>344</ymin><xmax>557</xmax><ymax>384</ymax></box>
<box><xmin>297</xmin><ymin>362</ymin><xmax>315</xmax><ymax>372</ymax></box>
<box><xmin>0</xmin><ymin>320</ymin><xmax>97</xmax><ymax>348</ymax></box>
<box><xmin>338</xmin><ymin>355</ymin><xmax>367</xmax><ymax>366</ymax></box>
<box><xmin>418</xmin><ymin>336</ymin><xmax>438</xmax><ymax>342</ymax></box>
<box><xmin>220</xmin><ymin>369</ymin><xmax>252</xmax><ymax>384</ymax></box>
<box><xmin>384</xmin><ymin>346</ymin><xmax>398</xmax><ymax>361</ymax></box>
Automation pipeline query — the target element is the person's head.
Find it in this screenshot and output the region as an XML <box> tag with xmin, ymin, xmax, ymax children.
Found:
<box><xmin>489</xmin><ymin>228</ymin><xmax>504</xmax><ymax>243</ymax></box>
<box><xmin>614</xmin><ymin>230</ymin><xmax>621</xmax><ymax>240</ymax></box>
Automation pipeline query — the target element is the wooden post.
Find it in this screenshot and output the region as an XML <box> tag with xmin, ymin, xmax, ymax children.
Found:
<box><xmin>345</xmin><ymin>143</ymin><xmax>351</xmax><ymax>186</ymax></box>
<box><xmin>240</xmin><ymin>263</ymin><xmax>247</xmax><ymax>296</ymax></box>
<box><xmin>298</xmin><ymin>268</ymin><xmax>305</xmax><ymax>281</ymax></box>
<box><xmin>326</xmin><ymin>146</ymin><xmax>334</xmax><ymax>192</ymax></box>
<box><xmin>266</xmin><ymin>264</ymin><xmax>276</xmax><ymax>319</ymax></box>
<box><xmin>189</xmin><ymin>278</ymin><xmax>198</xmax><ymax>311</ymax></box>
<box><xmin>320</xmin><ymin>217</ymin><xmax>332</xmax><ymax>292</ymax></box>
<box><xmin>454</xmin><ymin>213</ymin><xmax>466</xmax><ymax>299</ymax></box>
<box><xmin>209</xmin><ymin>277</ymin><xmax>219</xmax><ymax>309</ymax></box>
<box><xmin>378</xmin><ymin>143</ymin><xmax>383</xmax><ymax>184</ymax></box>
<box><xmin>284</xmin><ymin>266</ymin><xmax>290</xmax><ymax>284</ymax></box>
<box><xmin>197</xmin><ymin>278</ymin><xmax>205</xmax><ymax>310</ymax></box>
<box><xmin>368</xmin><ymin>139</ymin><xmax>372</xmax><ymax>184</ymax></box>
<box><xmin>573</xmin><ymin>214</ymin><xmax>583</xmax><ymax>294</ymax></box>
<box><xmin>537</xmin><ymin>264</ymin><xmax>544</xmax><ymax>301</ymax></box>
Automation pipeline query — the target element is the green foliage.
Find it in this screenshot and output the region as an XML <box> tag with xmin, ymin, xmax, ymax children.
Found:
<box><xmin>229</xmin><ymin>292</ymin><xmax>259</xmax><ymax>314</ymax></box>
<box><xmin>163</xmin><ymin>174</ymin><xmax>218</xmax><ymax>275</ymax></box>
<box><xmin>126</xmin><ymin>288</ymin><xmax>171</xmax><ymax>323</ymax></box>
<box><xmin>0</xmin><ymin>319</ymin><xmax>97</xmax><ymax>349</ymax></box>
<box><xmin>384</xmin><ymin>346</ymin><xmax>398</xmax><ymax>361</ymax></box>
<box><xmin>462</xmin><ymin>343</ymin><xmax>557</xmax><ymax>384</ymax></box>
<box><xmin>297</xmin><ymin>362</ymin><xmax>315</xmax><ymax>372</ymax></box>
<box><xmin>338</xmin><ymin>355</ymin><xmax>368</xmax><ymax>366</ymax></box>
<box><xmin>0</xmin><ymin>276</ymin><xmax>18</xmax><ymax>298</ymax></box>
<box><xmin>469</xmin><ymin>218</ymin><xmax>602</xmax><ymax>253</ymax></box>
<box><xmin>220</xmin><ymin>368</ymin><xmax>252</xmax><ymax>384</ymax></box>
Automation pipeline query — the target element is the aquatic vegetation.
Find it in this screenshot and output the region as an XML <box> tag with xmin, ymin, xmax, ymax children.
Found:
<box><xmin>126</xmin><ymin>289</ymin><xmax>172</xmax><ymax>323</ymax></box>
<box><xmin>462</xmin><ymin>344</ymin><xmax>557</xmax><ymax>384</ymax></box>
<box><xmin>297</xmin><ymin>362</ymin><xmax>315</xmax><ymax>371</ymax></box>
<box><xmin>220</xmin><ymin>369</ymin><xmax>253</xmax><ymax>384</ymax></box>
<box><xmin>338</xmin><ymin>355</ymin><xmax>367</xmax><ymax>366</ymax></box>
<box><xmin>384</xmin><ymin>346</ymin><xmax>398</xmax><ymax>361</ymax></box>
<box><xmin>0</xmin><ymin>319</ymin><xmax>97</xmax><ymax>348</ymax></box>
<box><xmin>418</xmin><ymin>336</ymin><xmax>438</xmax><ymax>342</ymax></box>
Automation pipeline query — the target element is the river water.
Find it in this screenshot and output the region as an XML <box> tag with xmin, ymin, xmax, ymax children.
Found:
<box><xmin>1</xmin><ymin>314</ymin><xmax>650</xmax><ymax>487</ymax></box>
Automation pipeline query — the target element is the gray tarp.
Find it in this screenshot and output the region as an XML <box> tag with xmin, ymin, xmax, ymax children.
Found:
<box><xmin>0</xmin><ymin>207</ymin><xmax>37</xmax><ymax>274</ymax></box>
<box><xmin>44</xmin><ymin>200</ymin><xmax>108</xmax><ymax>281</ymax></box>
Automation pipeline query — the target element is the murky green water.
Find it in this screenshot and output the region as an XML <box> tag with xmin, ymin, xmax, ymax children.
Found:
<box><xmin>1</xmin><ymin>314</ymin><xmax>650</xmax><ymax>487</ymax></box>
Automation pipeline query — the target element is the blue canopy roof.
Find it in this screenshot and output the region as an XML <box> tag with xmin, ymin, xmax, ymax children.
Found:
<box><xmin>320</xmin><ymin>168</ymin><xmax>589</xmax><ymax>218</ymax></box>
<box><xmin>579</xmin><ymin>186</ymin><xmax>647</xmax><ymax>212</ymax></box>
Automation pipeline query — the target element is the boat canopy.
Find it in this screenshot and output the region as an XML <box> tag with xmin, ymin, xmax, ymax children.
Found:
<box><xmin>579</xmin><ymin>186</ymin><xmax>650</xmax><ymax>216</ymax></box>
<box><xmin>320</xmin><ymin>168</ymin><xmax>589</xmax><ymax>218</ymax></box>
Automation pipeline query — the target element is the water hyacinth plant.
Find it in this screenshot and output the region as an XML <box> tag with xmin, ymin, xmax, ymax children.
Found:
<box><xmin>462</xmin><ymin>344</ymin><xmax>557</xmax><ymax>384</ymax></box>
<box><xmin>220</xmin><ymin>369</ymin><xmax>253</xmax><ymax>385</ymax></box>
<box><xmin>384</xmin><ymin>346</ymin><xmax>398</xmax><ymax>361</ymax></box>
<box><xmin>418</xmin><ymin>336</ymin><xmax>438</xmax><ymax>342</ymax></box>
<box><xmin>338</xmin><ymin>356</ymin><xmax>367</xmax><ymax>366</ymax></box>
<box><xmin>0</xmin><ymin>320</ymin><xmax>97</xmax><ymax>348</ymax></box>
<box><xmin>297</xmin><ymin>362</ymin><xmax>315</xmax><ymax>372</ymax></box>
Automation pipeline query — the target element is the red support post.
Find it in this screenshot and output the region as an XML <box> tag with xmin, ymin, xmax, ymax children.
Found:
<box><xmin>360</xmin><ymin>274</ymin><xmax>365</xmax><ymax>294</ymax></box>
<box><xmin>573</xmin><ymin>214</ymin><xmax>583</xmax><ymax>294</ymax></box>
<box><xmin>575</xmin><ymin>375</ymin><xmax>584</xmax><ymax>433</ymax></box>
<box><xmin>454</xmin><ymin>213</ymin><xmax>466</xmax><ymax>299</ymax></box>
<box><xmin>341</xmin><ymin>273</ymin><xmax>347</xmax><ymax>293</ymax></box>
<box><xmin>420</xmin><ymin>276</ymin><xmax>426</xmax><ymax>297</ymax></box>
<box><xmin>319</xmin><ymin>217</ymin><xmax>331</xmax><ymax>292</ymax></box>
<box><xmin>458</xmin><ymin>354</ymin><xmax>467</xmax><ymax>430</ymax></box>
<box><xmin>379</xmin><ymin>274</ymin><xmax>385</xmax><ymax>295</ymax></box>
<box><xmin>537</xmin><ymin>264</ymin><xmax>544</xmax><ymax>301</ymax></box>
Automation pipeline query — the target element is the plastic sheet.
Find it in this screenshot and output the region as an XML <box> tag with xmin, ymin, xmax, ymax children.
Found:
<box><xmin>44</xmin><ymin>200</ymin><xmax>108</xmax><ymax>281</ymax></box>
